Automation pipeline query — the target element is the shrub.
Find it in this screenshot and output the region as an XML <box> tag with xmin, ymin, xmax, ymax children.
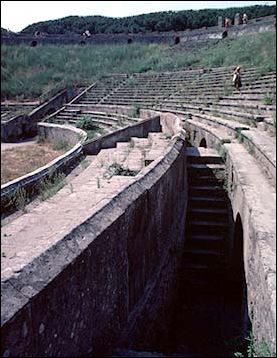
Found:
<box><xmin>131</xmin><ymin>104</ymin><xmax>140</xmax><ymax>118</ymax></box>
<box><xmin>261</xmin><ymin>95</ymin><xmax>274</xmax><ymax>105</ymax></box>
<box><xmin>76</xmin><ymin>117</ymin><xmax>98</xmax><ymax>131</ymax></box>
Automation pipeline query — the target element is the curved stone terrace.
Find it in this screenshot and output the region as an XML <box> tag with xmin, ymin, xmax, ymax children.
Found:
<box><xmin>1</xmin><ymin>63</ymin><xmax>276</xmax><ymax>357</ymax></box>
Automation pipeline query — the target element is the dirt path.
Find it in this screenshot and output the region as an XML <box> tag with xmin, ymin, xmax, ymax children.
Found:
<box><xmin>1</xmin><ymin>138</ymin><xmax>67</xmax><ymax>185</ymax></box>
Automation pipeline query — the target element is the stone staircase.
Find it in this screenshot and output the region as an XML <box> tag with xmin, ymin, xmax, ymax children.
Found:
<box><xmin>46</xmin><ymin>67</ymin><xmax>275</xmax><ymax>146</ymax></box>
<box><xmin>110</xmin><ymin>147</ymin><xmax>242</xmax><ymax>358</ymax></box>
<box><xmin>0</xmin><ymin>103</ymin><xmax>37</xmax><ymax>122</ymax></box>
<box><xmin>166</xmin><ymin>147</ymin><xmax>236</xmax><ymax>358</ymax></box>
<box><xmin>184</xmin><ymin>147</ymin><xmax>229</xmax><ymax>279</ymax></box>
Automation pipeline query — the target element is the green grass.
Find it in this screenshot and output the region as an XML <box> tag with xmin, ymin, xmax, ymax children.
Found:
<box><xmin>1</xmin><ymin>31</ymin><xmax>276</xmax><ymax>100</ymax></box>
<box><xmin>7</xmin><ymin>187</ymin><xmax>28</xmax><ymax>212</ymax></box>
<box><xmin>52</xmin><ymin>139</ymin><xmax>71</xmax><ymax>151</ymax></box>
<box><xmin>38</xmin><ymin>171</ymin><xmax>65</xmax><ymax>201</ymax></box>
<box><xmin>261</xmin><ymin>95</ymin><xmax>275</xmax><ymax>105</ymax></box>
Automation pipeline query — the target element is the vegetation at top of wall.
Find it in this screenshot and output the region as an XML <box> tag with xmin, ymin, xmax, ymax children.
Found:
<box><xmin>76</xmin><ymin>117</ymin><xmax>105</xmax><ymax>139</ymax></box>
<box><xmin>1</xmin><ymin>27</ymin><xmax>15</xmax><ymax>36</ymax></box>
<box><xmin>7</xmin><ymin>187</ymin><xmax>28</xmax><ymax>212</ymax></box>
<box><xmin>38</xmin><ymin>171</ymin><xmax>66</xmax><ymax>201</ymax></box>
<box><xmin>17</xmin><ymin>5</ymin><xmax>275</xmax><ymax>35</ymax></box>
<box><xmin>232</xmin><ymin>331</ymin><xmax>276</xmax><ymax>357</ymax></box>
<box><xmin>1</xmin><ymin>31</ymin><xmax>276</xmax><ymax>101</ymax></box>
<box><xmin>76</xmin><ymin>116</ymin><xmax>99</xmax><ymax>131</ymax></box>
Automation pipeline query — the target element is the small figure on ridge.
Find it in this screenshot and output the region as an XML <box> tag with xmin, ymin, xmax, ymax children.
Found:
<box><xmin>242</xmin><ymin>13</ymin><xmax>248</xmax><ymax>24</ymax></box>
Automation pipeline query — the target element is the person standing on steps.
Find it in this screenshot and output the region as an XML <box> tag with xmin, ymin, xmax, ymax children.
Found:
<box><xmin>233</xmin><ymin>66</ymin><xmax>242</xmax><ymax>92</ymax></box>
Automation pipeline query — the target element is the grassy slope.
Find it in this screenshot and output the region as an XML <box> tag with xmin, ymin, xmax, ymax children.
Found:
<box><xmin>1</xmin><ymin>31</ymin><xmax>276</xmax><ymax>100</ymax></box>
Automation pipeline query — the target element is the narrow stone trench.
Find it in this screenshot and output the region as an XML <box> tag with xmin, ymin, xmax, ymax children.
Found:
<box><xmin>113</xmin><ymin>146</ymin><xmax>249</xmax><ymax>358</ymax></box>
<box><xmin>167</xmin><ymin>146</ymin><xmax>246</xmax><ymax>357</ymax></box>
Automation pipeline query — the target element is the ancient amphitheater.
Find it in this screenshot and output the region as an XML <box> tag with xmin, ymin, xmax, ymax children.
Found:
<box><xmin>1</xmin><ymin>20</ymin><xmax>276</xmax><ymax>358</ymax></box>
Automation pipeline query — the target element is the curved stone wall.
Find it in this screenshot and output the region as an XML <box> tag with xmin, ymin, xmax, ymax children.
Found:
<box><xmin>1</xmin><ymin>118</ymin><xmax>187</xmax><ymax>357</ymax></box>
<box><xmin>1</xmin><ymin>123</ymin><xmax>87</xmax><ymax>218</ymax></box>
<box><xmin>1</xmin><ymin>15</ymin><xmax>275</xmax><ymax>46</ymax></box>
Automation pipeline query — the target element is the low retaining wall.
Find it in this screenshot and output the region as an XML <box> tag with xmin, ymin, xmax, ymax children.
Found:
<box><xmin>1</xmin><ymin>115</ymin><xmax>28</xmax><ymax>142</ymax></box>
<box><xmin>1</xmin><ymin>123</ymin><xmax>87</xmax><ymax>218</ymax></box>
<box><xmin>1</xmin><ymin>88</ymin><xmax>78</xmax><ymax>142</ymax></box>
<box><xmin>239</xmin><ymin>129</ymin><xmax>276</xmax><ymax>186</ymax></box>
<box><xmin>1</xmin><ymin>129</ymin><xmax>187</xmax><ymax>356</ymax></box>
<box><xmin>38</xmin><ymin>122</ymin><xmax>85</xmax><ymax>147</ymax></box>
<box><xmin>70</xmin><ymin>103</ymin><xmax>137</xmax><ymax>117</ymax></box>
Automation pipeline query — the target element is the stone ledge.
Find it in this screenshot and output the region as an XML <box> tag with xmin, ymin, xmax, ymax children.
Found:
<box><xmin>224</xmin><ymin>142</ymin><xmax>276</xmax><ymax>351</ymax></box>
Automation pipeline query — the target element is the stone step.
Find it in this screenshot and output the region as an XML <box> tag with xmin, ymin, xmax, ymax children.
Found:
<box><xmin>145</xmin><ymin>148</ymin><xmax>167</xmax><ymax>166</ymax></box>
<box><xmin>239</xmin><ymin>89</ymin><xmax>276</xmax><ymax>96</ymax></box>
<box><xmin>116</xmin><ymin>142</ymin><xmax>130</xmax><ymax>150</ymax></box>
<box><xmin>187</xmin><ymin>207</ymin><xmax>228</xmax><ymax>221</ymax></box>
<box><xmin>148</xmin><ymin>132</ymin><xmax>168</xmax><ymax>144</ymax></box>
<box><xmin>112</xmin><ymin>349</ymin><xmax>186</xmax><ymax>357</ymax></box>
<box><xmin>188</xmin><ymin>186</ymin><xmax>226</xmax><ymax>198</ymax></box>
<box><xmin>187</xmin><ymin>220</ymin><xmax>228</xmax><ymax>235</ymax></box>
<box><xmin>182</xmin><ymin>259</ymin><xmax>223</xmax><ymax>273</ymax></box>
<box><xmin>183</xmin><ymin>247</ymin><xmax>223</xmax><ymax>258</ymax></box>
<box><xmin>130</xmin><ymin>137</ymin><xmax>151</xmax><ymax>149</ymax></box>
<box><xmin>188</xmin><ymin>163</ymin><xmax>225</xmax><ymax>170</ymax></box>
<box><xmin>189</xmin><ymin>196</ymin><xmax>227</xmax><ymax>209</ymax></box>
<box><xmin>95</xmin><ymin>148</ymin><xmax>124</xmax><ymax>166</ymax></box>
<box><xmin>186</xmin><ymin>233</ymin><xmax>225</xmax><ymax>246</ymax></box>
<box><xmin>187</xmin><ymin>164</ymin><xmax>225</xmax><ymax>177</ymax></box>
<box><xmin>216</xmin><ymin>101</ymin><xmax>276</xmax><ymax>112</ymax></box>
<box><xmin>203</xmin><ymin>107</ymin><xmax>264</xmax><ymax>123</ymax></box>
<box><xmin>56</xmin><ymin>115</ymin><xmax>118</xmax><ymax>127</ymax></box>
<box><xmin>219</xmin><ymin>95</ymin><xmax>263</xmax><ymax>101</ymax></box>
<box><xmin>188</xmin><ymin>174</ymin><xmax>222</xmax><ymax>186</ymax></box>
<box><xmin>186</xmin><ymin>147</ymin><xmax>223</xmax><ymax>164</ymax></box>
<box><xmin>124</xmin><ymin>148</ymin><xmax>146</xmax><ymax>172</ymax></box>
